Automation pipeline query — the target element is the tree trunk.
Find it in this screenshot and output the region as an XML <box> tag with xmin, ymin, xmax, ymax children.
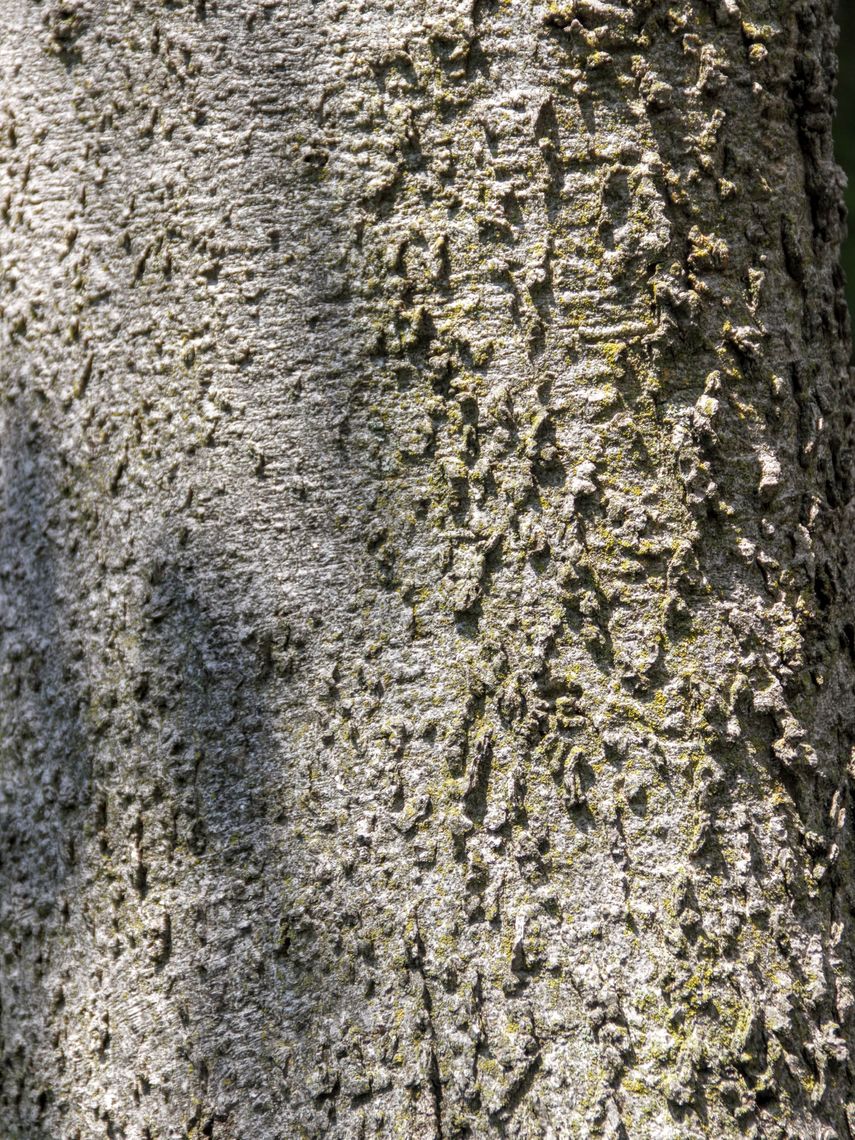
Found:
<box><xmin>1</xmin><ymin>0</ymin><xmax>853</xmax><ymax>1136</ymax></box>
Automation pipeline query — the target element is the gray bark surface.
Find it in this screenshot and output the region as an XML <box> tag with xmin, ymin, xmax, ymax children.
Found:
<box><xmin>1</xmin><ymin>0</ymin><xmax>853</xmax><ymax>1136</ymax></box>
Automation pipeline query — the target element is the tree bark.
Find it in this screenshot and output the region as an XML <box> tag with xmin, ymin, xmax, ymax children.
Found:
<box><xmin>1</xmin><ymin>0</ymin><xmax>853</xmax><ymax>1136</ymax></box>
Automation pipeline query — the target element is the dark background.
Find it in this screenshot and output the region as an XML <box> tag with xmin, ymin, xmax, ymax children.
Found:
<box><xmin>837</xmin><ymin>4</ymin><xmax>855</xmax><ymax>318</ymax></box>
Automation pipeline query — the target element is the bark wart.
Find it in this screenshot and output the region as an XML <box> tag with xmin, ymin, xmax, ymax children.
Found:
<box><xmin>1</xmin><ymin>0</ymin><xmax>854</xmax><ymax>1136</ymax></box>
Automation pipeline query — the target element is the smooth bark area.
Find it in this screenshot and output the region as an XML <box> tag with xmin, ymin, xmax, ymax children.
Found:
<box><xmin>1</xmin><ymin>0</ymin><xmax>853</xmax><ymax>1136</ymax></box>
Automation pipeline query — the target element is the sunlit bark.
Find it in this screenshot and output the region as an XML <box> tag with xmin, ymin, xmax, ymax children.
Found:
<box><xmin>1</xmin><ymin>0</ymin><xmax>853</xmax><ymax>1135</ymax></box>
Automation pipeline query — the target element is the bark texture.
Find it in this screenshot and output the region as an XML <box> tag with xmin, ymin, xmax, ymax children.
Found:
<box><xmin>1</xmin><ymin>0</ymin><xmax>853</xmax><ymax>1136</ymax></box>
